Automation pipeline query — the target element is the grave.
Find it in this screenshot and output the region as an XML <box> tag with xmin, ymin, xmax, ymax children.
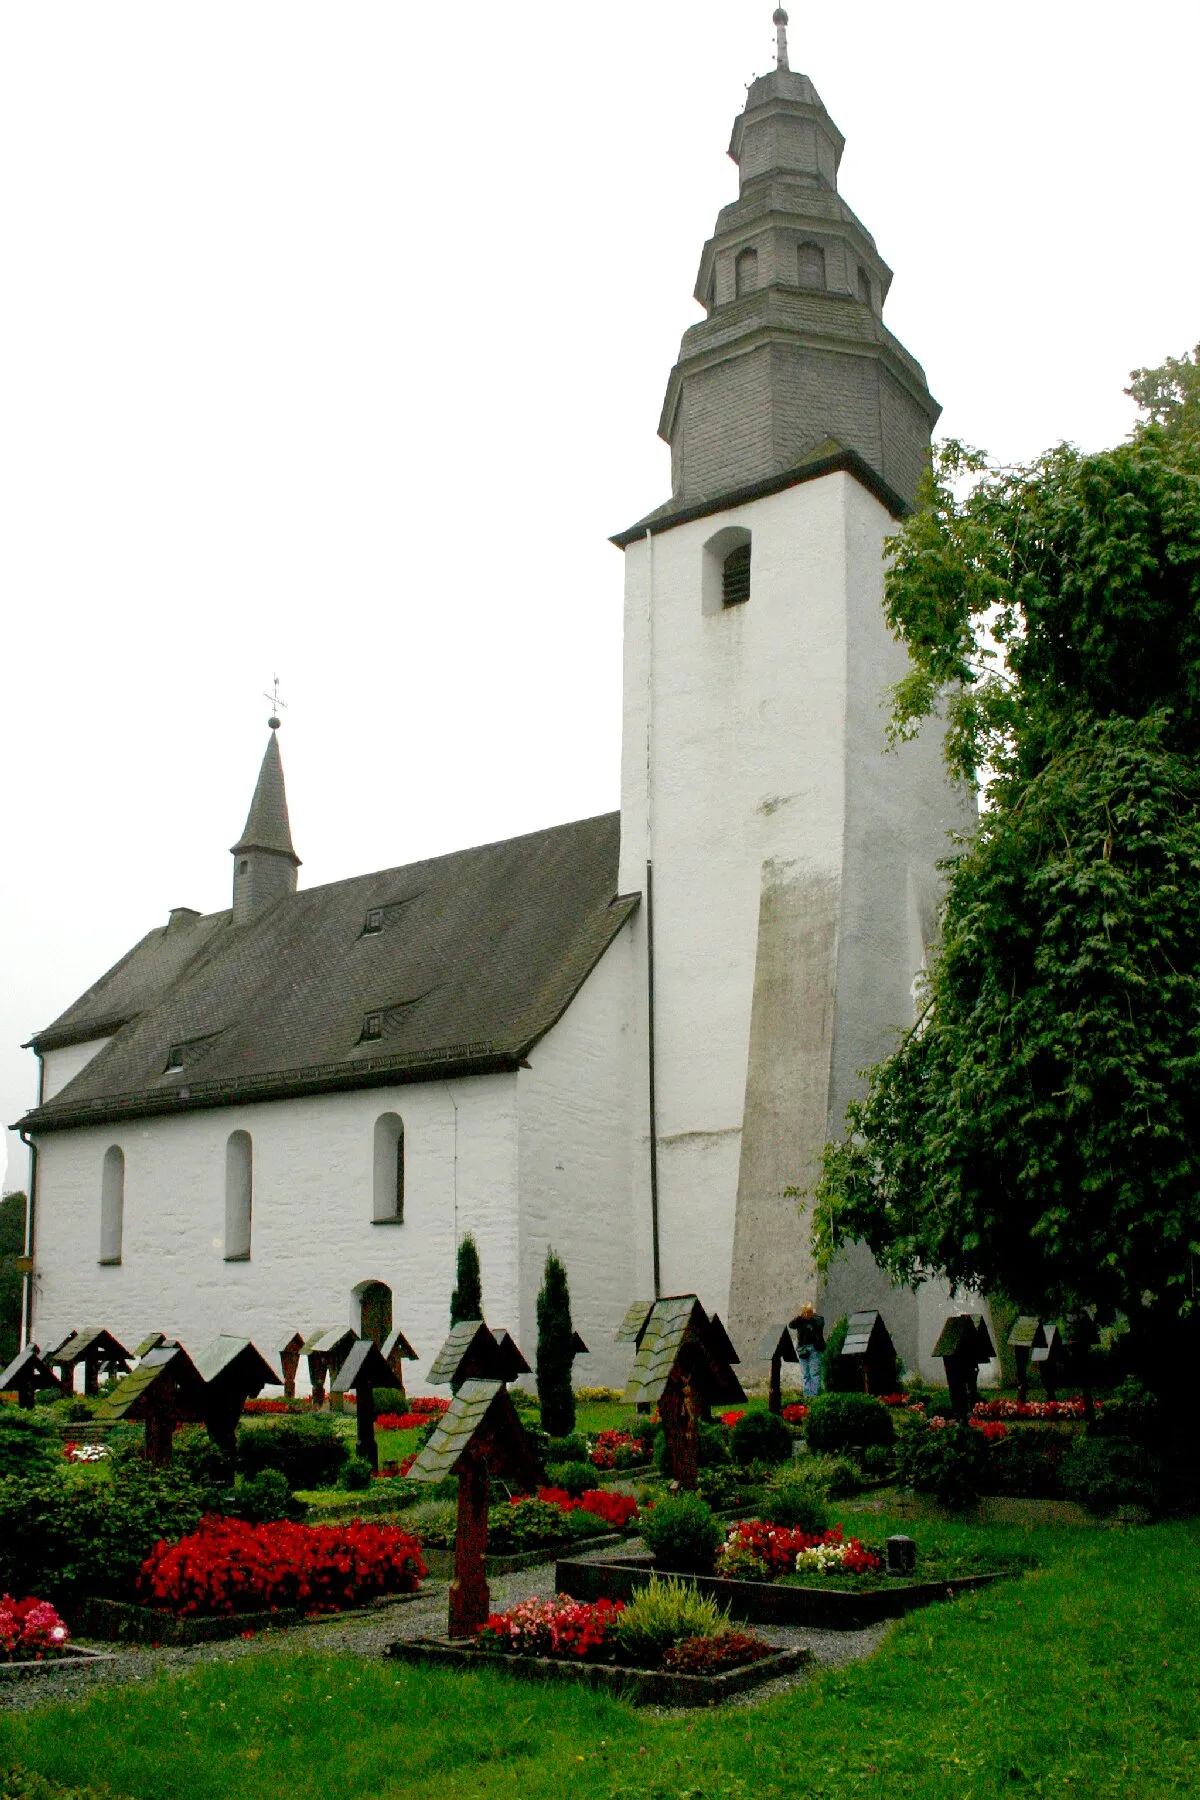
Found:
<box><xmin>275</xmin><ymin>1330</ymin><xmax>304</xmax><ymax>1400</ymax></box>
<box><xmin>839</xmin><ymin>1311</ymin><xmax>897</xmax><ymax>1396</ymax></box>
<box><xmin>426</xmin><ymin>1320</ymin><xmax>511</xmax><ymax>1393</ymax></box>
<box><xmin>756</xmin><ymin>1323</ymin><xmax>800</xmax><ymax>1415</ymax></box>
<box><xmin>380</xmin><ymin>1326</ymin><xmax>418</xmax><ymax>1396</ymax></box>
<box><xmin>97</xmin><ymin>1345</ymin><xmax>206</xmax><ymax>1464</ymax></box>
<box><xmin>491</xmin><ymin>1329</ymin><xmax>532</xmax><ymax>1386</ymax></box>
<box><xmin>1033</xmin><ymin>1316</ymin><xmax>1098</xmax><ymax>1418</ymax></box>
<box><xmin>193</xmin><ymin>1336</ymin><xmax>283</xmax><ymax>1461</ymax></box>
<box><xmin>620</xmin><ymin>1295</ymin><xmax>744</xmax><ymax>1487</ymax></box>
<box><xmin>330</xmin><ymin>1338</ymin><xmax>403</xmax><ymax>1472</ymax></box>
<box><xmin>303</xmin><ymin>1326</ymin><xmax>358</xmax><ymax>1409</ymax></box>
<box><xmin>52</xmin><ymin>1328</ymin><xmax>131</xmax><ymax>1397</ymax></box>
<box><xmin>0</xmin><ymin>1345</ymin><xmax>63</xmax><ymax>1409</ymax></box>
<box><xmin>933</xmin><ymin>1313</ymin><xmax>996</xmax><ymax>1419</ymax></box>
<box><xmin>1007</xmin><ymin>1317</ymin><xmax>1047</xmax><ymax>1405</ymax></box>
<box><xmin>405</xmin><ymin>1376</ymin><xmax>541</xmax><ymax>1637</ymax></box>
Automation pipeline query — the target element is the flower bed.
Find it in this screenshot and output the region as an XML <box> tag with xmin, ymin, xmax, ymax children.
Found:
<box><xmin>972</xmin><ymin>1398</ymin><xmax>1094</xmax><ymax>1423</ymax></box>
<box><xmin>588</xmin><ymin>1428</ymin><xmax>652</xmax><ymax>1471</ymax></box>
<box><xmin>62</xmin><ymin>1442</ymin><xmax>109</xmax><ymax>1463</ymax></box>
<box><xmin>0</xmin><ymin>1596</ymin><xmax>71</xmax><ymax>1662</ymax></box>
<box><xmin>717</xmin><ymin>1522</ymin><xmax>884</xmax><ymax>1585</ymax></box>
<box><xmin>477</xmin><ymin>1594</ymin><xmax>626</xmax><ymax>1661</ymax></box>
<box><xmin>377</xmin><ymin>1398</ymin><xmax>451</xmax><ymax>1432</ymax></box>
<box><xmin>138</xmin><ymin>1516</ymin><xmax>425</xmax><ymax>1617</ymax></box>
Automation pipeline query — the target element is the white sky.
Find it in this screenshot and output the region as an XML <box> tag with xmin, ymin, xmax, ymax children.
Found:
<box><xmin>4</xmin><ymin>0</ymin><xmax>1199</xmax><ymax>1184</ymax></box>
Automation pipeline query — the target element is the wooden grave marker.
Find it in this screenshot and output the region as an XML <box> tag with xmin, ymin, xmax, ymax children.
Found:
<box><xmin>380</xmin><ymin>1326</ymin><xmax>418</xmax><ymax>1397</ymax></box>
<box><xmin>193</xmin><ymin>1336</ymin><xmax>283</xmax><ymax>1461</ymax></box>
<box><xmin>0</xmin><ymin>1345</ymin><xmax>63</xmax><ymax>1410</ymax></box>
<box><xmin>756</xmin><ymin>1323</ymin><xmax>800</xmax><ymax>1416</ymax></box>
<box><xmin>97</xmin><ymin>1345</ymin><xmax>206</xmax><ymax>1465</ymax></box>
<box><xmin>426</xmin><ymin>1321</ymin><xmax>510</xmax><ymax>1394</ymax></box>
<box><xmin>621</xmin><ymin>1295</ymin><xmax>744</xmax><ymax>1488</ymax></box>
<box><xmin>839</xmin><ymin>1312</ymin><xmax>897</xmax><ymax>1397</ymax></box>
<box><xmin>1007</xmin><ymin>1317</ymin><xmax>1046</xmax><ymax>1405</ymax></box>
<box><xmin>932</xmin><ymin>1314</ymin><xmax>996</xmax><ymax>1419</ymax></box>
<box><xmin>276</xmin><ymin>1331</ymin><xmax>305</xmax><ymax>1401</ymax></box>
<box><xmin>330</xmin><ymin>1338</ymin><xmax>403</xmax><ymax>1472</ymax></box>
<box><xmin>53</xmin><ymin>1328</ymin><xmax>131</xmax><ymax>1398</ymax></box>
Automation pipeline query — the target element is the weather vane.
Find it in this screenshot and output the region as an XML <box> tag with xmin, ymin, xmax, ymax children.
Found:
<box><xmin>773</xmin><ymin>8</ymin><xmax>789</xmax><ymax>70</ymax></box>
<box><xmin>264</xmin><ymin>675</ymin><xmax>286</xmax><ymax>731</ymax></box>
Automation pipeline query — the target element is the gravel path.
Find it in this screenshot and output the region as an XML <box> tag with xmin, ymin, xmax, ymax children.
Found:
<box><xmin>0</xmin><ymin>1558</ymin><xmax>890</xmax><ymax>1715</ymax></box>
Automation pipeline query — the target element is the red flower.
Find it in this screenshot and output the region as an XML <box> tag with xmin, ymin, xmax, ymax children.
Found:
<box><xmin>781</xmin><ymin>1403</ymin><xmax>808</xmax><ymax>1424</ymax></box>
<box><xmin>138</xmin><ymin>1518</ymin><xmax>425</xmax><ymax>1618</ymax></box>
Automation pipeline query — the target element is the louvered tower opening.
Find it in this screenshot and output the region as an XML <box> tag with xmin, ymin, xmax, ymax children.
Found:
<box><xmin>722</xmin><ymin>543</ymin><xmax>752</xmax><ymax>606</ymax></box>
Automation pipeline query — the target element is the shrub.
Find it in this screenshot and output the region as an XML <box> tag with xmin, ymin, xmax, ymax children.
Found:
<box><xmin>232</xmin><ymin>1468</ymin><xmax>295</xmax><ymax>1523</ymax></box>
<box><xmin>237</xmin><ymin>1415</ymin><xmax>347</xmax><ymax>1490</ymax></box>
<box><xmin>661</xmin><ymin>1629</ymin><xmax>773</xmax><ymax>1674</ymax></box>
<box><xmin>983</xmin><ymin>1429</ymin><xmax>1068</xmax><ymax>1498</ymax></box>
<box><xmin>0</xmin><ymin>1411</ymin><xmax>61</xmax><ymax>1483</ymax></box>
<box><xmin>804</xmin><ymin>1392</ymin><xmax>895</xmax><ymax>1454</ymax></box>
<box><xmin>338</xmin><ymin>1456</ymin><xmax>373</xmax><ymax>1492</ymax></box>
<box><xmin>485</xmin><ymin>1497</ymin><xmax>609</xmax><ymax>1554</ymax></box>
<box><xmin>858</xmin><ymin>1443</ymin><xmax>894</xmax><ymax>1477</ymax></box>
<box><xmin>536</xmin><ymin>1248</ymin><xmax>577</xmax><ymax>1438</ymax></box>
<box><xmin>371</xmin><ymin>1388</ymin><xmax>404</xmax><ymax>1415</ymax></box>
<box><xmin>612</xmin><ymin>1576</ymin><xmax>729</xmax><ymax>1666</ymax></box>
<box><xmin>589</xmin><ymin>1429</ymin><xmax>651</xmax><ymax>1471</ymax></box>
<box><xmin>1093</xmin><ymin>1377</ymin><xmax>1161</xmax><ymax>1445</ymax></box>
<box><xmin>759</xmin><ymin>1468</ymin><xmax>830</xmax><ymax>1534</ymax></box>
<box><xmin>730</xmin><ymin>1410</ymin><xmax>793</xmax><ymax>1468</ymax></box>
<box><xmin>896</xmin><ymin>1419</ymin><xmax>987</xmax><ymax>1508</ymax></box>
<box><xmin>139</xmin><ymin>1516</ymin><xmax>425</xmax><ymax>1616</ymax></box>
<box><xmin>1060</xmin><ymin>1436</ymin><xmax>1163</xmax><ymax>1516</ymax></box>
<box><xmin>0</xmin><ymin>1460</ymin><xmax>208</xmax><ymax>1609</ymax></box>
<box><xmin>0</xmin><ymin>1594</ymin><xmax>71</xmax><ymax>1661</ymax></box>
<box><xmin>575</xmin><ymin>1386</ymin><xmax>625</xmax><ymax>1403</ymax></box>
<box><xmin>543</xmin><ymin>1459</ymin><xmax>595</xmax><ymax>1498</ymax></box>
<box><xmin>639</xmin><ymin>1493</ymin><xmax>723</xmax><ymax>1573</ymax></box>
<box><xmin>805</xmin><ymin>1453</ymin><xmax>863</xmax><ymax>1498</ymax></box>
<box><xmin>546</xmin><ymin>1434</ymin><xmax>587</xmax><ymax>1463</ymax></box>
<box><xmin>697</xmin><ymin>1465</ymin><xmax>759</xmax><ymax>1511</ymax></box>
<box><xmin>820</xmin><ymin>1315</ymin><xmax>850</xmax><ymax>1389</ymax></box>
<box><xmin>449</xmin><ymin>1233</ymin><xmax>483</xmax><ymax>1326</ymax></box>
<box><xmin>172</xmin><ymin>1427</ymin><xmax>233</xmax><ymax>1503</ymax></box>
<box><xmin>508</xmin><ymin>1387</ymin><xmax>540</xmax><ymax>1417</ymax></box>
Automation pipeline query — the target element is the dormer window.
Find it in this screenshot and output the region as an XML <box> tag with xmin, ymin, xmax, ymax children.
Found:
<box><xmin>362</xmin><ymin>1012</ymin><xmax>383</xmax><ymax>1042</ymax></box>
<box><xmin>165</xmin><ymin>1046</ymin><xmax>185</xmax><ymax>1073</ymax></box>
<box><xmin>363</xmin><ymin>908</ymin><xmax>384</xmax><ymax>935</ymax></box>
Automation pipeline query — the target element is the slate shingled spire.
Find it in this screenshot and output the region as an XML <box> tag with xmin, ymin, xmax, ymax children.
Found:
<box><xmin>231</xmin><ymin>722</ymin><xmax>301</xmax><ymax>925</ymax></box>
<box><xmin>658</xmin><ymin>23</ymin><xmax>940</xmax><ymax>511</ymax></box>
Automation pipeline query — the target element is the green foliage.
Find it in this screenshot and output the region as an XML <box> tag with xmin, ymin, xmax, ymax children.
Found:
<box><xmin>651</xmin><ymin>1418</ymin><xmax>730</xmax><ymax>1475</ymax></box>
<box><xmin>983</xmin><ymin>1430</ymin><xmax>1067</xmax><ymax>1499</ymax></box>
<box><xmin>895</xmin><ymin>1419</ymin><xmax>987</xmax><ymax>1509</ymax></box>
<box><xmin>806</xmin><ymin>1453</ymin><xmax>866</xmax><ymax>1498</ymax></box>
<box><xmin>857</xmin><ymin>1443</ymin><xmax>894</xmax><ymax>1477</ymax></box>
<box><xmin>0</xmin><ymin>1193</ymin><xmax>25</xmax><ymax>1370</ymax></box>
<box><xmin>759</xmin><ymin>1466</ymin><xmax>830</xmax><ymax>1533</ymax></box>
<box><xmin>639</xmin><ymin>1492</ymin><xmax>723</xmax><ymax>1572</ymax></box>
<box><xmin>337</xmin><ymin>1456</ymin><xmax>373</xmax><ymax>1492</ymax></box>
<box><xmin>534</xmin><ymin>1248</ymin><xmax>576</xmax><ymax>1438</ymax></box>
<box><xmin>0</xmin><ymin>1459</ymin><xmax>207</xmax><ymax>1608</ymax></box>
<box><xmin>542</xmin><ymin>1459</ymin><xmax>594</xmax><ymax>1498</ymax></box>
<box><xmin>1127</xmin><ymin>343</ymin><xmax>1200</xmax><ymax>448</ymax></box>
<box><xmin>1</xmin><ymin>1765</ymin><xmax>135</xmax><ymax>1800</ymax></box>
<box><xmin>232</xmin><ymin>1468</ymin><xmax>295</xmax><ymax>1523</ymax></box>
<box><xmin>484</xmin><ymin>1498</ymin><xmax>607</xmax><ymax>1554</ymax></box>
<box><xmin>236</xmin><ymin>1416</ymin><xmax>347</xmax><ymax>1490</ymax></box>
<box><xmin>696</xmin><ymin>1465</ymin><xmax>763</xmax><ymax>1511</ymax></box>
<box><xmin>0</xmin><ymin>1409</ymin><xmax>61</xmax><ymax>1483</ymax></box>
<box><xmin>804</xmin><ymin>1391</ymin><xmax>894</xmax><ymax>1454</ymax></box>
<box><xmin>1060</xmin><ymin>1436</ymin><xmax>1163</xmax><ymax>1517</ymax></box>
<box><xmin>611</xmin><ymin>1576</ymin><xmax>729</xmax><ymax>1667</ymax></box>
<box><xmin>449</xmin><ymin>1234</ymin><xmax>483</xmax><ymax>1327</ymax></box>
<box><xmin>507</xmin><ymin>1386</ymin><xmax>540</xmax><ymax>1418</ymax></box>
<box><xmin>172</xmin><ymin>1427</ymin><xmax>233</xmax><ymax>1505</ymax></box>
<box><xmin>730</xmin><ymin>1409</ymin><xmax>792</xmax><ymax>1467</ymax></box>
<box><xmin>544</xmin><ymin>1433</ymin><xmax>586</xmax><ymax>1462</ymax></box>
<box><xmin>820</xmin><ymin>1315</ymin><xmax>850</xmax><ymax>1389</ymax></box>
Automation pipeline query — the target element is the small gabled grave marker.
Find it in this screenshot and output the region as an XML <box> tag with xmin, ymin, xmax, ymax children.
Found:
<box><xmin>621</xmin><ymin>1295</ymin><xmax>744</xmax><ymax>1488</ymax></box>
<box><xmin>0</xmin><ymin>1345</ymin><xmax>63</xmax><ymax>1410</ymax></box>
<box><xmin>97</xmin><ymin>1345</ymin><xmax>206</xmax><ymax>1465</ymax></box>
<box><xmin>491</xmin><ymin>1328</ymin><xmax>532</xmax><ymax>1387</ymax></box>
<box><xmin>839</xmin><ymin>1312</ymin><xmax>897</xmax><ymax>1397</ymax></box>
<box><xmin>405</xmin><ymin>1377</ymin><xmax>541</xmax><ymax>1638</ymax></box>
<box><xmin>193</xmin><ymin>1336</ymin><xmax>283</xmax><ymax>1461</ymax></box>
<box><xmin>426</xmin><ymin>1320</ymin><xmax>509</xmax><ymax>1394</ymax></box>
<box><xmin>330</xmin><ymin>1339</ymin><xmax>403</xmax><ymax>1472</ymax></box>
<box><xmin>300</xmin><ymin>1328</ymin><xmax>331</xmax><ymax>1405</ymax></box>
<box><xmin>756</xmin><ymin>1323</ymin><xmax>800</xmax><ymax>1416</ymax></box>
<box><xmin>1007</xmin><ymin>1317</ymin><xmax>1046</xmax><ymax>1405</ymax></box>
<box><xmin>933</xmin><ymin>1314</ymin><xmax>996</xmax><ymax>1419</ymax></box>
<box><xmin>275</xmin><ymin>1331</ymin><xmax>305</xmax><ymax>1401</ymax></box>
<box><xmin>380</xmin><ymin>1326</ymin><xmax>418</xmax><ymax>1397</ymax></box>
<box><xmin>53</xmin><ymin>1328</ymin><xmax>131</xmax><ymax>1398</ymax></box>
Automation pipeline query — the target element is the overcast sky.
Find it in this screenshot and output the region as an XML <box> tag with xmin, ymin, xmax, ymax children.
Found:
<box><xmin>4</xmin><ymin>0</ymin><xmax>1199</xmax><ymax>1186</ymax></box>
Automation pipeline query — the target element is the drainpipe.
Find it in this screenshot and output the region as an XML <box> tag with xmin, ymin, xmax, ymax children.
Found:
<box><xmin>646</xmin><ymin>860</ymin><xmax>661</xmax><ymax>1298</ymax></box>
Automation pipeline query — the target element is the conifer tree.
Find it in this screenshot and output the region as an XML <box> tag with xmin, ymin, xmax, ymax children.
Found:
<box><xmin>536</xmin><ymin>1248</ymin><xmax>576</xmax><ymax>1436</ymax></box>
<box><xmin>449</xmin><ymin>1233</ymin><xmax>483</xmax><ymax>1326</ymax></box>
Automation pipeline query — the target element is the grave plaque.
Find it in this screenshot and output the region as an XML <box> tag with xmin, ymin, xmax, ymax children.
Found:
<box><xmin>405</xmin><ymin>1378</ymin><xmax>541</xmax><ymax>1638</ymax></box>
<box><xmin>330</xmin><ymin>1339</ymin><xmax>403</xmax><ymax>1472</ymax></box>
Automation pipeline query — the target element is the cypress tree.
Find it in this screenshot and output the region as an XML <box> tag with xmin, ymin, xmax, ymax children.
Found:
<box><xmin>449</xmin><ymin>1233</ymin><xmax>483</xmax><ymax>1325</ymax></box>
<box><xmin>536</xmin><ymin>1248</ymin><xmax>576</xmax><ymax>1436</ymax></box>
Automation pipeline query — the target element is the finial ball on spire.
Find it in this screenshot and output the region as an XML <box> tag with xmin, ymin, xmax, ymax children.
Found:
<box><xmin>268</xmin><ymin>715</ymin><xmax>281</xmax><ymax>731</ymax></box>
<box><xmin>773</xmin><ymin>8</ymin><xmax>788</xmax><ymax>22</ymax></box>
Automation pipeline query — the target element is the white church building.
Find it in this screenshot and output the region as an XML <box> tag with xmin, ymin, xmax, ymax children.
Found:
<box><xmin>15</xmin><ymin>23</ymin><xmax>977</xmax><ymax>1391</ymax></box>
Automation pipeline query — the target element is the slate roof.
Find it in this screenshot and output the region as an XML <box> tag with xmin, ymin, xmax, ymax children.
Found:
<box><xmin>18</xmin><ymin>814</ymin><xmax>637</xmax><ymax>1134</ymax></box>
<box><xmin>192</xmin><ymin>1334</ymin><xmax>281</xmax><ymax>1392</ymax></box>
<box><xmin>231</xmin><ymin>732</ymin><xmax>299</xmax><ymax>862</ymax></box>
<box><xmin>331</xmin><ymin>1339</ymin><xmax>400</xmax><ymax>1395</ymax></box>
<box><xmin>406</xmin><ymin>1379</ymin><xmax>505</xmax><ymax>1481</ymax></box>
<box><xmin>98</xmin><ymin>1345</ymin><xmax>206</xmax><ymax>1422</ymax></box>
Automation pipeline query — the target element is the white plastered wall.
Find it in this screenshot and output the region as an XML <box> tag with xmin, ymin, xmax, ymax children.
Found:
<box><xmin>515</xmin><ymin>921</ymin><xmax>642</xmax><ymax>1393</ymax></box>
<box><xmin>29</xmin><ymin>1073</ymin><xmax>520</xmax><ymax>1392</ymax></box>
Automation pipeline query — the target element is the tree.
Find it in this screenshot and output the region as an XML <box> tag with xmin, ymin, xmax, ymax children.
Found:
<box><xmin>813</xmin><ymin>355</ymin><xmax>1200</xmax><ymax>1401</ymax></box>
<box><xmin>0</xmin><ymin>1193</ymin><xmax>25</xmax><ymax>1369</ymax></box>
<box><xmin>449</xmin><ymin>1233</ymin><xmax>483</xmax><ymax>1326</ymax></box>
<box><xmin>1127</xmin><ymin>343</ymin><xmax>1200</xmax><ymax>447</ymax></box>
<box><xmin>536</xmin><ymin>1249</ymin><xmax>577</xmax><ymax>1437</ymax></box>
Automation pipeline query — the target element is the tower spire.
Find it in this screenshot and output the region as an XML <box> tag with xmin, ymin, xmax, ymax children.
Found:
<box><xmin>230</xmin><ymin>702</ymin><xmax>300</xmax><ymax>925</ymax></box>
<box><xmin>773</xmin><ymin>8</ymin><xmax>789</xmax><ymax>71</ymax></box>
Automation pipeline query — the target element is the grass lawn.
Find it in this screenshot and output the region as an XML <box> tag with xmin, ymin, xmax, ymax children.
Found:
<box><xmin>3</xmin><ymin>1518</ymin><xmax>1197</xmax><ymax>1799</ymax></box>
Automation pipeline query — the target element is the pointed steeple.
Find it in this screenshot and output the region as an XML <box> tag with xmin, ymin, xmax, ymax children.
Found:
<box><xmin>657</xmin><ymin>14</ymin><xmax>940</xmax><ymax>511</ymax></box>
<box><xmin>230</xmin><ymin>720</ymin><xmax>300</xmax><ymax>926</ymax></box>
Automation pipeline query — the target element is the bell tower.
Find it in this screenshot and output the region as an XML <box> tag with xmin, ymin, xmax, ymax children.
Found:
<box><xmin>230</xmin><ymin>712</ymin><xmax>300</xmax><ymax>927</ymax></box>
<box><xmin>616</xmin><ymin>15</ymin><xmax>973</xmax><ymax>1375</ymax></box>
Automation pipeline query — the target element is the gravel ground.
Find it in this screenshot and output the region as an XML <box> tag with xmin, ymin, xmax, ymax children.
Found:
<box><xmin>0</xmin><ymin>1555</ymin><xmax>890</xmax><ymax>1716</ymax></box>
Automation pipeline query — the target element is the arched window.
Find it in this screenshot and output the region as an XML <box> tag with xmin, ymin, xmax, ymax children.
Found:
<box><xmin>373</xmin><ymin>1112</ymin><xmax>405</xmax><ymax>1223</ymax></box>
<box><xmin>99</xmin><ymin>1145</ymin><xmax>124</xmax><ymax>1265</ymax></box>
<box><xmin>857</xmin><ymin>264</ymin><xmax>872</xmax><ymax>307</ymax></box>
<box><xmin>224</xmin><ymin>1130</ymin><xmax>252</xmax><ymax>1261</ymax></box>
<box><xmin>722</xmin><ymin>542</ymin><xmax>752</xmax><ymax>606</ymax></box>
<box><xmin>701</xmin><ymin>525</ymin><xmax>753</xmax><ymax>615</ymax></box>
<box><xmin>734</xmin><ymin>247</ymin><xmax>758</xmax><ymax>298</ymax></box>
<box><xmin>797</xmin><ymin>241</ymin><xmax>826</xmax><ymax>289</ymax></box>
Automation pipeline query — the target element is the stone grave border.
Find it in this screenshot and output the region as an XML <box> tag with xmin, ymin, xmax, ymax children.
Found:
<box><xmin>77</xmin><ymin>1590</ymin><xmax>425</xmax><ymax>1647</ymax></box>
<box><xmin>0</xmin><ymin>1646</ymin><xmax>117</xmax><ymax>1683</ymax></box>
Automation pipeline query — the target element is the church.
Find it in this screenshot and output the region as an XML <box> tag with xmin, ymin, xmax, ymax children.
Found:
<box><xmin>14</xmin><ymin>18</ymin><xmax>976</xmax><ymax>1391</ymax></box>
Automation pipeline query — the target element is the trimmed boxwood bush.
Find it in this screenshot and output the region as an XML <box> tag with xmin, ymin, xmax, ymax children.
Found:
<box><xmin>804</xmin><ymin>1391</ymin><xmax>894</xmax><ymax>1454</ymax></box>
<box><xmin>237</xmin><ymin>1415</ymin><xmax>347</xmax><ymax>1490</ymax></box>
<box><xmin>896</xmin><ymin>1419</ymin><xmax>987</xmax><ymax>1508</ymax></box>
<box><xmin>759</xmin><ymin>1467</ymin><xmax>829</xmax><ymax>1534</ymax></box>
<box><xmin>545</xmin><ymin>1434</ymin><xmax>588</xmax><ymax>1463</ymax></box>
<box><xmin>0</xmin><ymin>1410</ymin><xmax>61</xmax><ymax>1483</ymax></box>
<box><xmin>338</xmin><ymin>1455</ymin><xmax>373</xmax><ymax>1491</ymax></box>
<box><xmin>639</xmin><ymin>1493</ymin><xmax>723</xmax><ymax>1573</ymax></box>
<box><xmin>730</xmin><ymin>1409</ymin><xmax>793</xmax><ymax>1467</ymax></box>
<box><xmin>543</xmin><ymin>1459</ymin><xmax>595</xmax><ymax>1498</ymax></box>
